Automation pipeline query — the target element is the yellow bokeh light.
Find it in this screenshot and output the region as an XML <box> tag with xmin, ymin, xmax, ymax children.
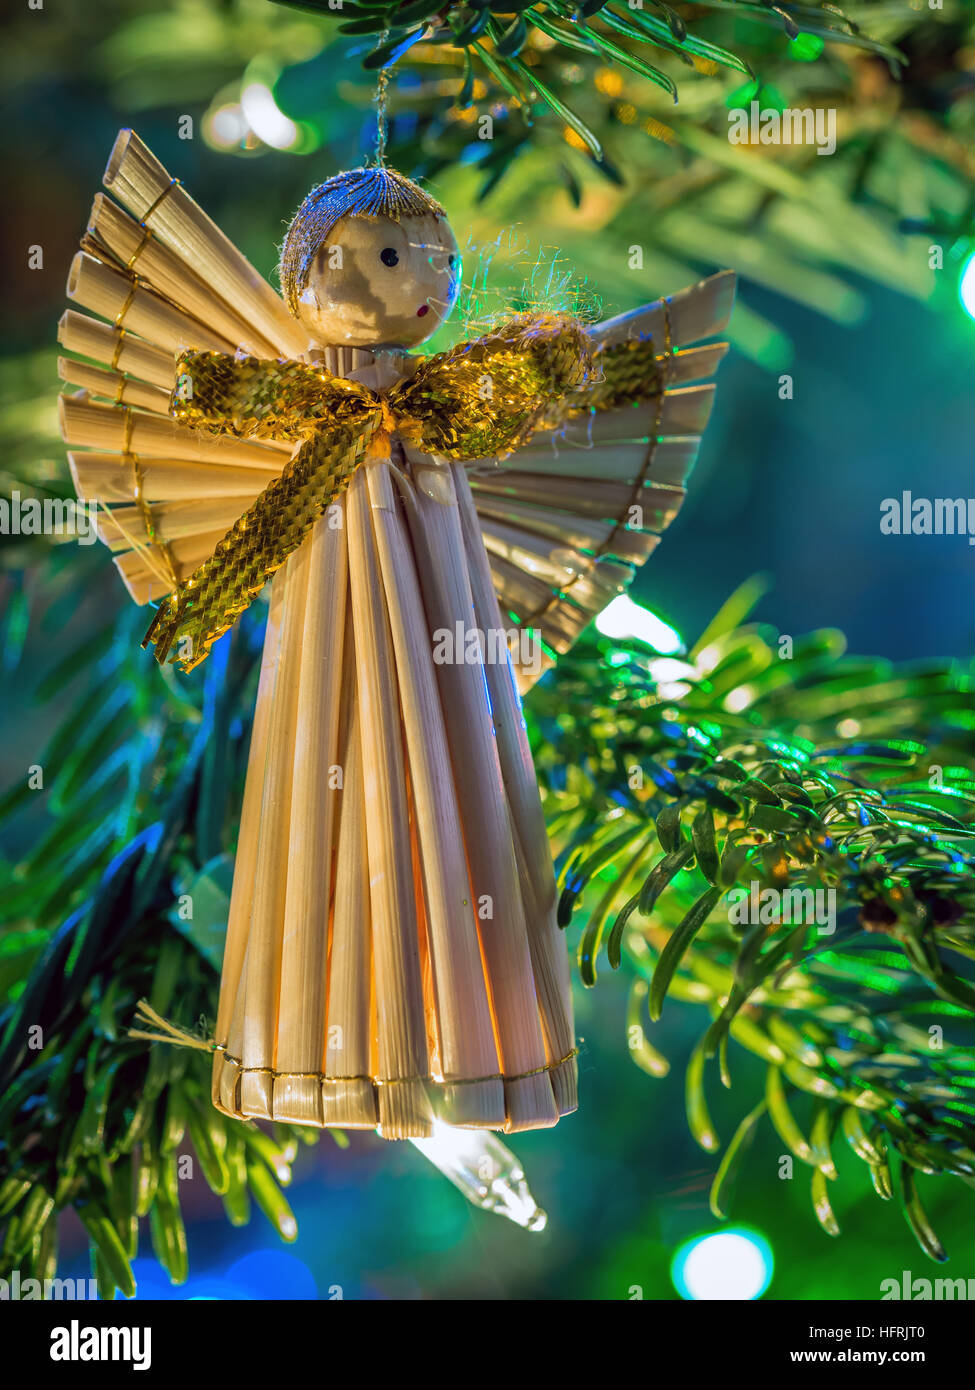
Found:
<box><xmin>645</xmin><ymin>116</ymin><xmax>677</xmax><ymax>145</ymax></box>
<box><xmin>595</xmin><ymin>66</ymin><xmax>625</xmax><ymax>98</ymax></box>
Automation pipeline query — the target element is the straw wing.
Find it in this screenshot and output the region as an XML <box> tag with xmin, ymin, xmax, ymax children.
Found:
<box><xmin>469</xmin><ymin>271</ymin><xmax>736</xmax><ymax>691</ymax></box>
<box><xmin>58</xmin><ymin>130</ymin><xmax>298</xmax><ymax>606</ymax></box>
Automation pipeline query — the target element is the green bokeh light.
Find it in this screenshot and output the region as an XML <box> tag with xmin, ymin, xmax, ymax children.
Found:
<box><xmin>789</xmin><ymin>33</ymin><xmax>825</xmax><ymax>62</ymax></box>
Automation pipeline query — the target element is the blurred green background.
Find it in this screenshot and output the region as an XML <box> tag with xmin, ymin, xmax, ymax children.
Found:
<box><xmin>2</xmin><ymin>0</ymin><xmax>975</xmax><ymax>1299</ymax></box>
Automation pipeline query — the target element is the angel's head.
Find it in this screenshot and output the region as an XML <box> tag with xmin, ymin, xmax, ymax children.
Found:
<box><xmin>280</xmin><ymin>166</ymin><xmax>461</xmax><ymax>350</ymax></box>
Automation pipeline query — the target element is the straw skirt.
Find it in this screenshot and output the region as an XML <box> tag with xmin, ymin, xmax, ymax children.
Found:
<box><xmin>210</xmin><ymin>353</ymin><xmax>577</xmax><ymax>1138</ymax></box>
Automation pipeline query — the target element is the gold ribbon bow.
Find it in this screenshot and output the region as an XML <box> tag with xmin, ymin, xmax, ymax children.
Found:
<box><xmin>143</xmin><ymin>314</ymin><xmax>592</xmax><ymax>671</ymax></box>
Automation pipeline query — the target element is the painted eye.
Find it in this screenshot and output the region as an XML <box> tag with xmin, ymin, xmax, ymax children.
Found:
<box><xmin>448</xmin><ymin>254</ymin><xmax>457</xmax><ymax>269</ymax></box>
<box><xmin>380</xmin><ymin>248</ymin><xmax>399</xmax><ymax>267</ymax></box>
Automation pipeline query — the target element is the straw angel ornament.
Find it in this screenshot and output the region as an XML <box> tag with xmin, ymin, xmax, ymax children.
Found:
<box><xmin>59</xmin><ymin>131</ymin><xmax>734</xmax><ymax>1140</ymax></box>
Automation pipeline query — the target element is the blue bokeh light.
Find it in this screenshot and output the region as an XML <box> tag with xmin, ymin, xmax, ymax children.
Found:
<box><xmin>226</xmin><ymin>1249</ymin><xmax>319</xmax><ymax>1301</ymax></box>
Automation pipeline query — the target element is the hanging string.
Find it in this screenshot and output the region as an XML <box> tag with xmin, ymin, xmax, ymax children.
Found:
<box><xmin>374</xmin><ymin>34</ymin><xmax>390</xmax><ymax>167</ymax></box>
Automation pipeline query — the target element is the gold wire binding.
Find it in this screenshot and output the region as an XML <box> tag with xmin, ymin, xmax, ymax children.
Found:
<box><xmin>661</xmin><ymin>294</ymin><xmax>675</xmax><ymax>355</ymax></box>
<box><xmin>597</xmin><ymin>297</ymin><xmax>675</xmax><ymax>562</ymax></box>
<box><xmin>516</xmin><ymin>303</ymin><xmax>678</xmax><ymax>639</ymax></box>
<box><xmin>216</xmin><ymin>1048</ymin><xmax>579</xmax><ymax>1088</ymax></box>
<box><xmin>126</xmin><ymin>224</ymin><xmax>154</xmax><ymax>270</ymax></box>
<box><xmin>91</xmin><ymin>499</ymin><xmax>171</xmax><ymax>591</ymax></box>
<box><xmin>122</xmin><ymin>408</ymin><xmax>180</xmax><ymax>594</ymax></box>
<box><xmin>132</xmin><ymin>1003</ymin><xmax>578</xmax><ymax>1087</ymax></box>
<box><xmin>114</xmin><ymin>278</ymin><xmax>139</xmax><ymax>328</ymax></box>
<box><xmin>519</xmin><ymin>570</ymin><xmax>590</xmax><ymax>643</ymax></box>
<box><xmin>110</xmin><ymin>326</ymin><xmax>127</xmax><ymax>371</ymax></box>
<box><xmin>158</xmin><ymin>546</ymin><xmax>181</xmax><ymax>599</ymax></box>
<box><xmin>140</xmin><ymin>177</ymin><xmax>181</xmax><ymax>226</ymax></box>
<box><xmin>122</xmin><ymin>409</ymin><xmax>151</xmax><ymax>539</ymax></box>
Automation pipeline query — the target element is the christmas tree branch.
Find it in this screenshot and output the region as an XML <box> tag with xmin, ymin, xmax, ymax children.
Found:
<box><xmin>0</xmin><ymin>604</ymin><xmax>311</xmax><ymax>1296</ymax></box>
<box><xmin>270</xmin><ymin>0</ymin><xmax>903</xmax><ymax>117</ymax></box>
<box><xmin>542</xmin><ymin>579</ymin><xmax>975</xmax><ymax>1259</ymax></box>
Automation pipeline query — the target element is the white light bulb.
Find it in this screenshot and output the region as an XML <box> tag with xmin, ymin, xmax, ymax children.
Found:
<box><xmin>411</xmin><ymin>1124</ymin><xmax>547</xmax><ymax>1231</ymax></box>
<box><xmin>595</xmin><ymin>595</ymin><xmax>683</xmax><ymax>655</ymax></box>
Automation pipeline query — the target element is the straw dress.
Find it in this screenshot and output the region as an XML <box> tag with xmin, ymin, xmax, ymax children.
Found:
<box><xmin>210</xmin><ymin>345</ymin><xmax>579</xmax><ymax>1138</ymax></box>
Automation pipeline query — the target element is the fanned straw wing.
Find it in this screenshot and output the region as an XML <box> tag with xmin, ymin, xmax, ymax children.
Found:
<box><xmin>469</xmin><ymin>271</ymin><xmax>735</xmax><ymax>691</ymax></box>
<box><xmin>58</xmin><ymin>130</ymin><xmax>301</xmax><ymax>606</ymax></box>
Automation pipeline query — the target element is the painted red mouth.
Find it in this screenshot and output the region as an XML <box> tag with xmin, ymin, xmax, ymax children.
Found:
<box><xmin>416</xmin><ymin>304</ymin><xmax>430</xmax><ymax>317</ymax></box>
